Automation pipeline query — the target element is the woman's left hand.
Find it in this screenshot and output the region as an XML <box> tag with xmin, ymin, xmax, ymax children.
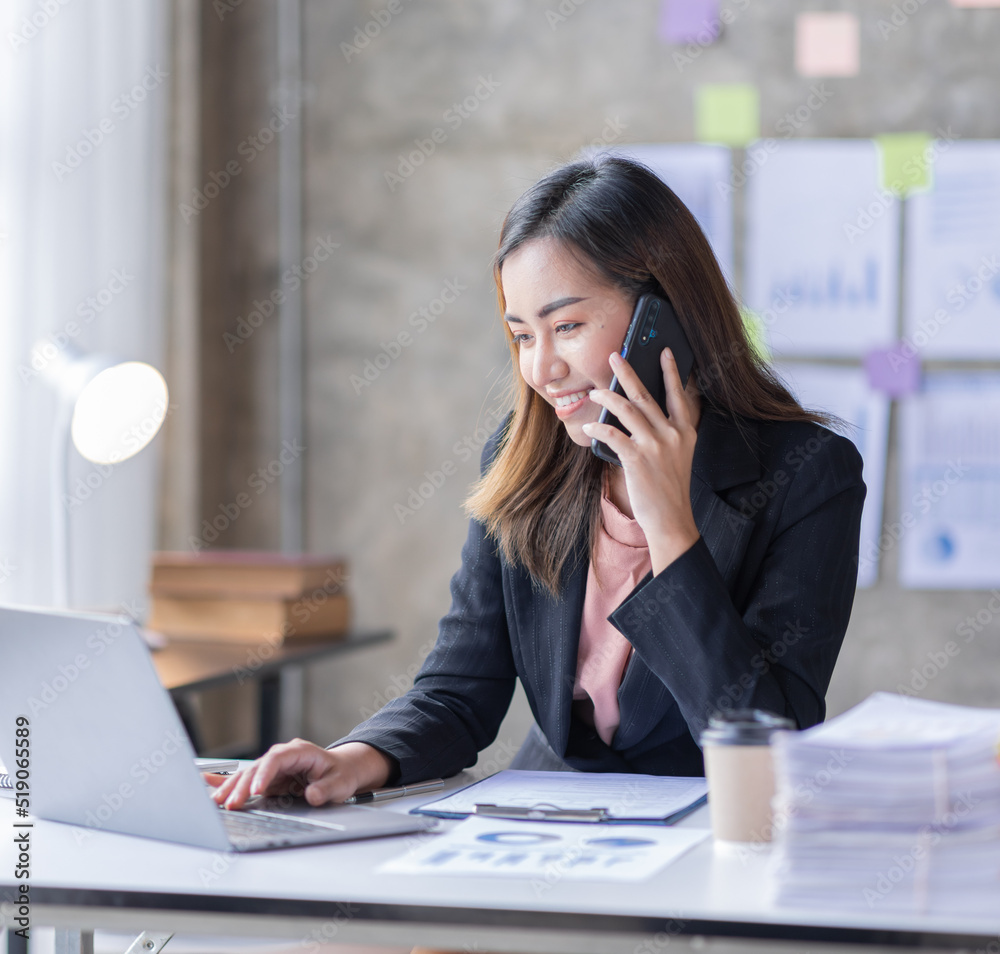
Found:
<box><xmin>582</xmin><ymin>348</ymin><xmax>701</xmax><ymax>574</ymax></box>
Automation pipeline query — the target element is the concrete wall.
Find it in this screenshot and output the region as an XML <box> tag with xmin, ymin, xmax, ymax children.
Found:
<box><xmin>181</xmin><ymin>0</ymin><xmax>1000</xmax><ymax>767</ymax></box>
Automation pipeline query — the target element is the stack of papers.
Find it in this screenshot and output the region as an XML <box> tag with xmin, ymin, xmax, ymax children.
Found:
<box><xmin>771</xmin><ymin>693</ymin><xmax>1000</xmax><ymax>915</ymax></box>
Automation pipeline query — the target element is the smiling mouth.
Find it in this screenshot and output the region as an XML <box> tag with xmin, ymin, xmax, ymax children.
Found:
<box><xmin>553</xmin><ymin>388</ymin><xmax>593</xmax><ymax>407</ymax></box>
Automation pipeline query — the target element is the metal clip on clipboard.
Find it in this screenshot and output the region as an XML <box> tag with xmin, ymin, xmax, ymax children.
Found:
<box><xmin>474</xmin><ymin>803</ymin><xmax>610</xmax><ymax>822</ymax></box>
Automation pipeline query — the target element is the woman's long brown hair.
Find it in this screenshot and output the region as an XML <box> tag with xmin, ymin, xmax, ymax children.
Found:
<box><xmin>465</xmin><ymin>156</ymin><xmax>827</xmax><ymax>598</ymax></box>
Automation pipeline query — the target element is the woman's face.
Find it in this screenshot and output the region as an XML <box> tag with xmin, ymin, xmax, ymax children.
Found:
<box><xmin>500</xmin><ymin>236</ymin><xmax>634</xmax><ymax>447</ymax></box>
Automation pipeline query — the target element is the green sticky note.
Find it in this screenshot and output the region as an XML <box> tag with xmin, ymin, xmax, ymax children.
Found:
<box><xmin>876</xmin><ymin>133</ymin><xmax>934</xmax><ymax>196</ymax></box>
<box><xmin>695</xmin><ymin>84</ymin><xmax>760</xmax><ymax>147</ymax></box>
<box><xmin>740</xmin><ymin>306</ymin><xmax>770</xmax><ymax>361</ymax></box>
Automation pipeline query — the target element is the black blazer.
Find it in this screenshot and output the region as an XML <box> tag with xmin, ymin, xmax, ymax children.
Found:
<box><xmin>339</xmin><ymin>409</ymin><xmax>866</xmax><ymax>782</ymax></box>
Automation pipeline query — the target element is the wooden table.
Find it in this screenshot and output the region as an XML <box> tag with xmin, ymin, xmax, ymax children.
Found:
<box><xmin>151</xmin><ymin>630</ymin><xmax>392</xmax><ymax>757</ymax></box>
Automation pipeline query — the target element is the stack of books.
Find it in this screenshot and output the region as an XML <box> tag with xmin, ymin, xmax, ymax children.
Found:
<box><xmin>147</xmin><ymin>551</ymin><xmax>350</xmax><ymax>644</ymax></box>
<box><xmin>771</xmin><ymin>692</ymin><xmax>1000</xmax><ymax>915</ymax></box>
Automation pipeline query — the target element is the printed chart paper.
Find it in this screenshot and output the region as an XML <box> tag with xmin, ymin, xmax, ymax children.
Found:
<box><xmin>904</xmin><ymin>141</ymin><xmax>1000</xmax><ymax>358</ymax></box>
<box><xmin>775</xmin><ymin>364</ymin><xmax>890</xmax><ymax>588</ymax></box>
<box><xmin>745</xmin><ymin>140</ymin><xmax>899</xmax><ymax>357</ymax></box>
<box><xmin>899</xmin><ymin>373</ymin><xmax>1000</xmax><ymax>589</ymax></box>
<box><xmin>608</xmin><ymin>143</ymin><xmax>734</xmax><ymax>279</ymax></box>
<box><xmin>379</xmin><ymin>816</ymin><xmax>709</xmax><ymax>882</ymax></box>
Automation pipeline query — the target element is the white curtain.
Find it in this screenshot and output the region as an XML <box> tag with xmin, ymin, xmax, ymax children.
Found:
<box><xmin>0</xmin><ymin>0</ymin><xmax>168</xmax><ymax>613</ymax></box>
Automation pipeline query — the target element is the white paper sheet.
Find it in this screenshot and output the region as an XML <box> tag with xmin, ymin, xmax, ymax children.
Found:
<box><xmin>899</xmin><ymin>372</ymin><xmax>1000</xmax><ymax>588</ymax></box>
<box><xmin>774</xmin><ymin>363</ymin><xmax>890</xmax><ymax>588</ymax></box>
<box><xmin>379</xmin><ymin>815</ymin><xmax>709</xmax><ymax>882</ymax></box>
<box><xmin>745</xmin><ymin>140</ymin><xmax>900</xmax><ymax>357</ymax></box>
<box><xmin>603</xmin><ymin>143</ymin><xmax>734</xmax><ymax>280</ymax></box>
<box><xmin>415</xmin><ymin>769</ymin><xmax>707</xmax><ymax>821</ymax></box>
<box><xmin>904</xmin><ymin>141</ymin><xmax>1000</xmax><ymax>358</ymax></box>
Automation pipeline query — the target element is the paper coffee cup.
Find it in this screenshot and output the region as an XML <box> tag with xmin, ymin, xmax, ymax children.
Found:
<box><xmin>701</xmin><ymin>709</ymin><xmax>794</xmax><ymax>845</ymax></box>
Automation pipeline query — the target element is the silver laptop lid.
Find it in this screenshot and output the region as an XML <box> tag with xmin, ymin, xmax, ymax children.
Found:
<box><xmin>0</xmin><ymin>604</ymin><xmax>231</xmax><ymax>851</ymax></box>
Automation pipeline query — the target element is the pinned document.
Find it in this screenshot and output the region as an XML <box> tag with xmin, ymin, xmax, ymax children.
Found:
<box><xmin>695</xmin><ymin>84</ymin><xmax>760</xmax><ymax>147</ymax></box>
<box><xmin>899</xmin><ymin>372</ymin><xmax>1000</xmax><ymax>588</ymax></box>
<box><xmin>904</xmin><ymin>140</ymin><xmax>1000</xmax><ymax>358</ymax></box>
<box><xmin>744</xmin><ymin>140</ymin><xmax>899</xmax><ymax>357</ymax></box>
<box><xmin>775</xmin><ymin>363</ymin><xmax>889</xmax><ymax>588</ymax></box>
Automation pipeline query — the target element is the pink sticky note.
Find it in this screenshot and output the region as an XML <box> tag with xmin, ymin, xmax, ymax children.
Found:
<box><xmin>659</xmin><ymin>0</ymin><xmax>720</xmax><ymax>44</ymax></box>
<box><xmin>949</xmin><ymin>0</ymin><xmax>1000</xmax><ymax>6</ymax></box>
<box><xmin>795</xmin><ymin>12</ymin><xmax>860</xmax><ymax>77</ymax></box>
<box><xmin>865</xmin><ymin>345</ymin><xmax>921</xmax><ymax>397</ymax></box>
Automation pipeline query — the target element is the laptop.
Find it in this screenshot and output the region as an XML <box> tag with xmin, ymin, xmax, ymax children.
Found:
<box><xmin>0</xmin><ymin>604</ymin><xmax>436</xmax><ymax>851</ymax></box>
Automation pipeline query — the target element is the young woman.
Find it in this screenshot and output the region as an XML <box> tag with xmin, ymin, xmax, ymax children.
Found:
<box><xmin>212</xmin><ymin>156</ymin><xmax>866</xmax><ymax>810</ymax></box>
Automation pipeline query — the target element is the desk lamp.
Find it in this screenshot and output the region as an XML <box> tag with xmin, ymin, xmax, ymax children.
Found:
<box><xmin>35</xmin><ymin>341</ymin><xmax>169</xmax><ymax>606</ymax></box>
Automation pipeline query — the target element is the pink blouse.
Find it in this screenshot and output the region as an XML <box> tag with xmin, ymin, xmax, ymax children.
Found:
<box><xmin>572</xmin><ymin>492</ymin><xmax>652</xmax><ymax>745</ymax></box>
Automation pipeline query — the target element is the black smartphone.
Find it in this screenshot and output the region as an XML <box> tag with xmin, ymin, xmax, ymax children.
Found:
<box><xmin>590</xmin><ymin>293</ymin><xmax>696</xmax><ymax>467</ymax></box>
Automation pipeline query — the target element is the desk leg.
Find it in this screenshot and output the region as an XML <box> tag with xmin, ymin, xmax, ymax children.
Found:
<box><xmin>5</xmin><ymin>928</ymin><xmax>27</xmax><ymax>954</ymax></box>
<box><xmin>258</xmin><ymin>664</ymin><xmax>305</xmax><ymax>754</ymax></box>
<box><xmin>54</xmin><ymin>929</ymin><xmax>93</xmax><ymax>954</ymax></box>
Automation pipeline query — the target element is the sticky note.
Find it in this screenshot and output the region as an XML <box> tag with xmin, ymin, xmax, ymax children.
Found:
<box><xmin>949</xmin><ymin>0</ymin><xmax>1000</xmax><ymax>6</ymax></box>
<box><xmin>864</xmin><ymin>345</ymin><xmax>921</xmax><ymax>397</ymax></box>
<box><xmin>876</xmin><ymin>133</ymin><xmax>934</xmax><ymax>195</ymax></box>
<box><xmin>795</xmin><ymin>12</ymin><xmax>860</xmax><ymax>77</ymax></box>
<box><xmin>659</xmin><ymin>0</ymin><xmax>720</xmax><ymax>44</ymax></box>
<box><xmin>695</xmin><ymin>84</ymin><xmax>760</xmax><ymax>147</ymax></box>
<box><xmin>740</xmin><ymin>307</ymin><xmax>770</xmax><ymax>360</ymax></box>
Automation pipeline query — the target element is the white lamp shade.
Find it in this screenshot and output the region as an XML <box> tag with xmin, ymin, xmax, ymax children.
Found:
<box><xmin>70</xmin><ymin>361</ymin><xmax>169</xmax><ymax>464</ymax></box>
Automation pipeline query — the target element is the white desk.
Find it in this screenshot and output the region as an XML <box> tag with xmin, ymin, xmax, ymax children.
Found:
<box><xmin>2</xmin><ymin>780</ymin><xmax>999</xmax><ymax>954</ymax></box>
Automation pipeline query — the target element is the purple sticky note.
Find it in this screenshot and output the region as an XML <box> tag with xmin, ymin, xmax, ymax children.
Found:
<box><xmin>659</xmin><ymin>0</ymin><xmax>720</xmax><ymax>44</ymax></box>
<box><xmin>864</xmin><ymin>345</ymin><xmax>921</xmax><ymax>397</ymax></box>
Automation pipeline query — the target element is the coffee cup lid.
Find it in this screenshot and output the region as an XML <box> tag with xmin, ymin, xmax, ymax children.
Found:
<box><xmin>700</xmin><ymin>708</ymin><xmax>795</xmax><ymax>746</ymax></box>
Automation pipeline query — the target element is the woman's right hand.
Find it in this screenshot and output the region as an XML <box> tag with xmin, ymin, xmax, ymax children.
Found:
<box><xmin>207</xmin><ymin>739</ymin><xmax>394</xmax><ymax>809</ymax></box>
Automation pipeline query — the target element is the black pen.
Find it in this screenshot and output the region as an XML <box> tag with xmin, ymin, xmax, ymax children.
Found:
<box><xmin>344</xmin><ymin>779</ymin><xmax>445</xmax><ymax>804</ymax></box>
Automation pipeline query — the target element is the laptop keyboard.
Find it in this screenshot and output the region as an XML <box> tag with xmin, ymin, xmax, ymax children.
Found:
<box><xmin>219</xmin><ymin>809</ymin><xmax>344</xmax><ymax>850</ymax></box>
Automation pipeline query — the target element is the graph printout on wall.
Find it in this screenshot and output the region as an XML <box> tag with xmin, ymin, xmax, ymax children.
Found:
<box><xmin>775</xmin><ymin>363</ymin><xmax>890</xmax><ymax>589</ymax></box>
<box><xmin>899</xmin><ymin>373</ymin><xmax>1000</xmax><ymax>589</ymax></box>
<box><xmin>904</xmin><ymin>140</ymin><xmax>1000</xmax><ymax>358</ymax></box>
<box><xmin>745</xmin><ymin>140</ymin><xmax>899</xmax><ymax>358</ymax></box>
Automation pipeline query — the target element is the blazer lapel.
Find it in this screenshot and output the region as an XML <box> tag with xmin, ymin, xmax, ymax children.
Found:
<box><xmin>507</xmin><ymin>540</ymin><xmax>587</xmax><ymax>760</ymax></box>
<box><xmin>689</xmin><ymin>411</ymin><xmax>761</xmax><ymax>588</ymax></box>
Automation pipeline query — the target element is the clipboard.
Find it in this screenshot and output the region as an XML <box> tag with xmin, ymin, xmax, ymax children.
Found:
<box><xmin>412</xmin><ymin>769</ymin><xmax>708</xmax><ymax>825</ymax></box>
